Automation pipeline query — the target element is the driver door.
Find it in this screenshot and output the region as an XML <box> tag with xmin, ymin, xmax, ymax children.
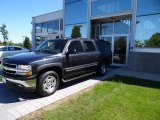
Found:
<box><xmin>63</xmin><ymin>40</ymin><xmax>86</xmax><ymax>79</ymax></box>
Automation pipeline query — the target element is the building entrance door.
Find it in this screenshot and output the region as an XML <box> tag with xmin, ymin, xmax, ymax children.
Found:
<box><xmin>100</xmin><ymin>35</ymin><xmax>129</xmax><ymax>66</ymax></box>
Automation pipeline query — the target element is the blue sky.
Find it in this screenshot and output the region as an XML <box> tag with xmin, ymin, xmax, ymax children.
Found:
<box><xmin>0</xmin><ymin>0</ymin><xmax>63</xmax><ymax>43</ymax></box>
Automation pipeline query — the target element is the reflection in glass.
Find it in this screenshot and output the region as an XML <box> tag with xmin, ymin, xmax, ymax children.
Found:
<box><xmin>65</xmin><ymin>23</ymin><xmax>88</xmax><ymax>38</ymax></box>
<box><xmin>91</xmin><ymin>0</ymin><xmax>132</xmax><ymax>16</ymax></box>
<box><xmin>65</xmin><ymin>0</ymin><xmax>87</xmax><ymax>25</ymax></box>
<box><xmin>114</xmin><ymin>19</ymin><xmax>130</xmax><ymax>34</ymax></box>
<box><xmin>113</xmin><ymin>36</ymin><xmax>127</xmax><ymax>64</ymax></box>
<box><xmin>135</xmin><ymin>14</ymin><xmax>160</xmax><ymax>48</ymax></box>
<box><xmin>35</xmin><ymin>36</ymin><xmax>45</xmax><ymax>48</ymax></box>
<box><xmin>137</xmin><ymin>0</ymin><xmax>160</xmax><ymax>16</ymax></box>
<box><xmin>101</xmin><ymin>22</ymin><xmax>113</xmax><ymax>35</ymax></box>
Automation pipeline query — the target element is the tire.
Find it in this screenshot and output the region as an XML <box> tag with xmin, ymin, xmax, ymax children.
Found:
<box><xmin>96</xmin><ymin>61</ymin><xmax>107</xmax><ymax>76</ymax></box>
<box><xmin>37</xmin><ymin>71</ymin><xmax>60</xmax><ymax>97</ymax></box>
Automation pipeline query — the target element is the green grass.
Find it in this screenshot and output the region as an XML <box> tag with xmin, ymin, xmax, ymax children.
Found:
<box><xmin>37</xmin><ymin>76</ymin><xmax>160</xmax><ymax>120</ymax></box>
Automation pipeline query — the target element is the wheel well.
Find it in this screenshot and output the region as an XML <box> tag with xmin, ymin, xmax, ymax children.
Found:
<box><xmin>37</xmin><ymin>66</ymin><xmax>62</xmax><ymax>80</ymax></box>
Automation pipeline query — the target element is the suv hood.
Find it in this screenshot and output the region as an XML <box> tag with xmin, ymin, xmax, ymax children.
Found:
<box><xmin>3</xmin><ymin>52</ymin><xmax>56</xmax><ymax>64</ymax></box>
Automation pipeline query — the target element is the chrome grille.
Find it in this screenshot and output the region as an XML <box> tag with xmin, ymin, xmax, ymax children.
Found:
<box><xmin>3</xmin><ymin>62</ymin><xmax>16</xmax><ymax>68</ymax></box>
<box><xmin>2</xmin><ymin>62</ymin><xmax>17</xmax><ymax>75</ymax></box>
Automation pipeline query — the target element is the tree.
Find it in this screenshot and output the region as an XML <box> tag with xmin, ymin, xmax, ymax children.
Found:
<box><xmin>23</xmin><ymin>36</ymin><xmax>31</xmax><ymax>49</ymax></box>
<box><xmin>0</xmin><ymin>24</ymin><xmax>9</xmax><ymax>45</ymax></box>
<box><xmin>144</xmin><ymin>32</ymin><xmax>160</xmax><ymax>48</ymax></box>
<box><xmin>7</xmin><ymin>40</ymin><xmax>14</xmax><ymax>46</ymax></box>
<box><xmin>71</xmin><ymin>26</ymin><xmax>82</xmax><ymax>38</ymax></box>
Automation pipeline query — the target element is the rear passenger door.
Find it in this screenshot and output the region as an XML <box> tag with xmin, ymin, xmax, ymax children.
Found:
<box><xmin>63</xmin><ymin>41</ymin><xmax>86</xmax><ymax>79</ymax></box>
<box><xmin>83</xmin><ymin>41</ymin><xmax>100</xmax><ymax>72</ymax></box>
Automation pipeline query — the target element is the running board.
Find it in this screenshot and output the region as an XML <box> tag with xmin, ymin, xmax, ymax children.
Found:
<box><xmin>62</xmin><ymin>72</ymin><xmax>96</xmax><ymax>83</ymax></box>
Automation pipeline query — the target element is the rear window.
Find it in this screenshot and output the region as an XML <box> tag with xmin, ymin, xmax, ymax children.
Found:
<box><xmin>84</xmin><ymin>41</ymin><xmax>96</xmax><ymax>52</ymax></box>
<box><xmin>95</xmin><ymin>40</ymin><xmax>111</xmax><ymax>52</ymax></box>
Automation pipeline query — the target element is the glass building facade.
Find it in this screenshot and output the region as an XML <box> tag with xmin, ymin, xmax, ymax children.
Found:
<box><xmin>63</xmin><ymin>0</ymin><xmax>160</xmax><ymax>67</ymax></box>
<box><xmin>64</xmin><ymin>0</ymin><xmax>88</xmax><ymax>38</ymax></box>
<box><xmin>91</xmin><ymin>0</ymin><xmax>132</xmax><ymax>16</ymax></box>
<box><xmin>135</xmin><ymin>0</ymin><xmax>160</xmax><ymax>48</ymax></box>
<box><xmin>32</xmin><ymin>0</ymin><xmax>160</xmax><ymax>71</ymax></box>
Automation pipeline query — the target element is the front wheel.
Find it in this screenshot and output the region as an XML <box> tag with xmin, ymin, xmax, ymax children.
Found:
<box><xmin>37</xmin><ymin>71</ymin><xmax>60</xmax><ymax>97</ymax></box>
<box><xmin>97</xmin><ymin>62</ymin><xmax>107</xmax><ymax>76</ymax></box>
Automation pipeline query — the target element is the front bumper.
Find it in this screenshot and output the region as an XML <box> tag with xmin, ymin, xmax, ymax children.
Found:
<box><xmin>0</xmin><ymin>70</ymin><xmax>37</xmax><ymax>92</ymax></box>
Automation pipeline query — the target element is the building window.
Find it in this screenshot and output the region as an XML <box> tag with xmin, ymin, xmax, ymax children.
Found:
<box><xmin>101</xmin><ymin>22</ymin><xmax>113</xmax><ymax>35</ymax></box>
<box><xmin>91</xmin><ymin>0</ymin><xmax>132</xmax><ymax>16</ymax></box>
<box><xmin>35</xmin><ymin>23</ymin><xmax>41</xmax><ymax>33</ymax></box>
<box><xmin>42</xmin><ymin>22</ymin><xmax>47</xmax><ymax>33</ymax></box>
<box><xmin>47</xmin><ymin>21</ymin><xmax>54</xmax><ymax>32</ymax></box>
<box><xmin>135</xmin><ymin>14</ymin><xmax>160</xmax><ymax>48</ymax></box>
<box><xmin>135</xmin><ymin>0</ymin><xmax>160</xmax><ymax>48</ymax></box>
<box><xmin>137</xmin><ymin>0</ymin><xmax>160</xmax><ymax>16</ymax></box>
<box><xmin>114</xmin><ymin>19</ymin><xmax>130</xmax><ymax>34</ymax></box>
<box><xmin>53</xmin><ymin>20</ymin><xmax>60</xmax><ymax>31</ymax></box>
<box><xmin>65</xmin><ymin>23</ymin><xmax>88</xmax><ymax>38</ymax></box>
<box><xmin>60</xmin><ymin>19</ymin><xmax>63</xmax><ymax>31</ymax></box>
<box><xmin>65</xmin><ymin>0</ymin><xmax>88</xmax><ymax>25</ymax></box>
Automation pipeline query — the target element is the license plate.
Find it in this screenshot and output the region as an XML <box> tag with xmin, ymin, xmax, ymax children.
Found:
<box><xmin>1</xmin><ymin>77</ymin><xmax>6</xmax><ymax>83</ymax></box>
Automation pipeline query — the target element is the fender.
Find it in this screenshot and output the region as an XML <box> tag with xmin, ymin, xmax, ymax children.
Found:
<box><xmin>37</xmin><ymin>63</ymin><xmax>63</xmax><ymax>73</ymax></box>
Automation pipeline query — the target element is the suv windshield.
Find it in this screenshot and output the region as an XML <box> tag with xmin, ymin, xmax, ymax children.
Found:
<box><xmin>36</xmin><ymin>40</ymin><xmax>67</xmax><ymax>54</ymax></box>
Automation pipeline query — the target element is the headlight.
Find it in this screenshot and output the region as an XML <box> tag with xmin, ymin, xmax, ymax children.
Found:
<box><xmin>17</xmin><ymin>65</ymin><xmax>32</xmax><ymax>71</ymax></box>
<box><xmin>17</xmin><ymin>65</ymin><xmax>32</xmax><ymax>76</ymax></box>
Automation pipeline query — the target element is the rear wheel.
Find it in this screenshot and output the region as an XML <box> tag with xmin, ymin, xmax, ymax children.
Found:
<box><xmin>97</xmin><ymin>62</ymin><xmax>107</xmax><ymax>76</ymax></box>
<box><xmin>37</xmin><ymin>71</ymin><xmax>60</xmax><ymax>97</ymax></box>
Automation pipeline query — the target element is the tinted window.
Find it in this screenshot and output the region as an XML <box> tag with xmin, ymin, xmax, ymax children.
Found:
<box><xmin>84</xmin><ymin>41</ymin><xmax>96</xmax><ymax>52</ymax></box>
<box><xmin>96</xmin><ymin>40</ymin><xmax>111</xmax><ymax>52</ymax></box>
<box><xmin>68</xmin><ymin>41</ymin><xmax>84</xmax><ymax>54</ymax></box>
<box><xmin>8</xmin><ymin>47</ymin><xmax>15</xmax><ymax>51</ymax></box>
